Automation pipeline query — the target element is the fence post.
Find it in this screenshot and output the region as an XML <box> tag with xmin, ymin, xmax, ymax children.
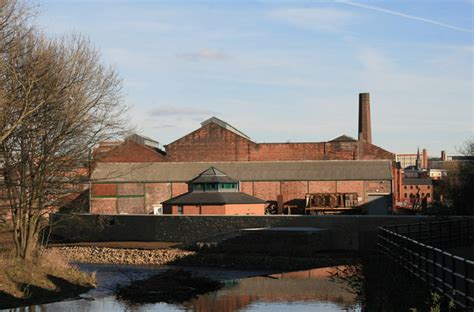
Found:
<box><xmin>465</xmin><ymin>259</ymin><xmax>470</xmax><ymax>308</ymax></box>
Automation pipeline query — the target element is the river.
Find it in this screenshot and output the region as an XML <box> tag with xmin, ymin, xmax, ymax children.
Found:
<box><xmin>3</xmin><ymin>264</ymin><xmax>361</xmax><ymax>312</ymax></box>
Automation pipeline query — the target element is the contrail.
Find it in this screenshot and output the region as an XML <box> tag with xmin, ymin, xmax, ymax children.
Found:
<box><xmin>337</xmin><ymin>0</ymin><xmax>474</xmax><ymax>34</ymax></box>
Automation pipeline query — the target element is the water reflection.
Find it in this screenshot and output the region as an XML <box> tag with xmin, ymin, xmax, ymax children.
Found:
<box><xmin>2</xmin><ymin>266</ymin><xmax>360</xmax><ymax>312</ymax></box>
<box><xmin>181</xmin><ymin>267</ymin><xmax>357</xmax><ymax>312</ymax></box>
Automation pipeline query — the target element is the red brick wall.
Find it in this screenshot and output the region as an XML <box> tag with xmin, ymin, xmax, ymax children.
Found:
<box><xmin>240</xmin><ymin>182</ymin><xmax>254</xmax><ymax>196</ymax></box>
<box><xmin>337</xmin><ymin>181</ymin><xmax>364</xmax><ymax>194</ymax></box>
<box><xmin>167</xmin><ymin>204</ymin><xmax>265</xmax><ymax>215</ymax></box>
<box><xmin>281</xmin><ymin>181</ymin><xmax>308</xmax><ymax>205</ymax></box>
<box><xmin>117</xmin><ymin>197</ymin><xmax>145</xmax><ymax>214</ymax></box>
<box><xmin>95</xmin><ymin>140</ymin><xmax>167</xmax><ymax>163</ymax></box>
<box><xmin>117</xmin><ymin>183</ymin><xmax>144</xmax><ymax>196</ymax></box>
<box><xmin>90</xmin><ymin>198</ymin><xmax>117</xmax><ymax>214</ymax></box>
<box><xmin>164</xmin><ymin>123</ymin><xmax>393</xmax><ymax>162</ymax></box>
<box><xmin>91</xmin><ymin>179</ymin><xmax>393</xmax><ymax>214</ymax></box>
<box><xmin>145</xmin><ymin>183</ymin><xmax>171</xmax><ymax>213</ymax></box>
<box><xmin>166</xmin><ymin>123</ymin><xmax>254</xmax><ymax>162</ymax></box>
<box><xmin>253</xmin><ymin>181</ymin><xmax>280</xmax><ymax>201</ymax></box>
<box><xmin>358</xmin><ymin>142</ymin><xmax>394</xmax><ymax>160</ymax></box>
<box><xmin>249</xmin><ymin>143</ymin><xmax>327</xmax><ymax>161</ymax></box>
<box><xmin>171</xmin><ymin>183</ymin><xmax>188</xmax><ymax>197</ymax></box>
<box><xmin>308</xmin><ymin>181</ymin><xmax>337</xmax><ymax>193</ymax></box>
<box><xmin>91</xmin><ymin>184</ymin><xmax>117</xmax><ymax>197</ymax></box>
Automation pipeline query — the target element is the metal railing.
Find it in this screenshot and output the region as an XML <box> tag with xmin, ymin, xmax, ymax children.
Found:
<box><xmin>378</xmin><ymin>220</ymin><xmax>474</xmax><ymax>309</ymax></box>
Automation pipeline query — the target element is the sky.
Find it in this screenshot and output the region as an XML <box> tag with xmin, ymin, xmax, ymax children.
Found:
<box><xmin>35</xmin><ymin>0</ymin><xmax>473</xmax><ymax>155</ymax></box>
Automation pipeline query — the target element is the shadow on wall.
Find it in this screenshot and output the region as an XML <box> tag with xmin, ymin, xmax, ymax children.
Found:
<box><xmin>58</xmin><ymin>189</ymin><xmax>90</xmax><ymax>214</ymax></box>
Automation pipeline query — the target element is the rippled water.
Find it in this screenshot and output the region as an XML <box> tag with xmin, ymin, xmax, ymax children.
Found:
<box><xmin>3</xmin><ymin>264</ymin><xmax>361</xmax><ymax>312</ymax></box>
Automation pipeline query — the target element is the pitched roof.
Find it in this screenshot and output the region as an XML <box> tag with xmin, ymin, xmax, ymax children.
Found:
<box><xmin>403</xmin><ymin>178</ymin><xmax>433</xmax><ymax>185</ymax></box>
<box><xmin>189</xmin><ymin>167</ymin><xmax>238</xmax><ymax>184</ymax></box>
<box><xmin>330</xmin><ymin>134</ymin><xmax>357</xmax><ymax>142</ymax></box>
<box><xmin>201</xmin><ymin>117</ymin><xmax>251</xmax><ymax>140</ymax></box>
<box><xmin>162</xmin><ymin>191</ymin><xmax>265</xmax><ymax>205</ymax></box>
<box><xmin>91</xmin><ymin>160</ymin><xmax>393</xmax><ymax>182</ymax></box>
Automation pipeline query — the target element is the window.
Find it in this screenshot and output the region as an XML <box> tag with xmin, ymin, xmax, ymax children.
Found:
<box><xmin>404</xmin><ymin>186</ymin><xmax>407</xmax><ymax>189</ymax></box>
<box><xmin>427</xmin><ymin>193</ymin><xmax>431</xmax><ymax>198</ymax></box>
<box><xmin>193</xmin><ymin>184</ymin><xmax>203</xmax><ymax>191</ymax></box>
<box><xmin>427</xmin><ymin>186</ymin><xmax>430</xmax><ymax>189</ymax></box>
<box><xmin>177</xmin><ymin>206</ymin><xmax>183</xmax><ymax>214</ymax></box>
<box><xmin>205</xmin><ymin>183</ymin><xmax>217</xmax><ymax>191</ymax></box>
<box><xmin>404</xmin><ymin>193</ymin><xmax>407</xmax><ymax>198</ymax></box>
<box><xmin>410</xmin><ymin>186</ymin><xmax>413</xmax><ymax>189</ymax></box>
<box><xmin>220</xmin><ymin>183</ymin><xmax>236</xmax><ymax>189</ymax></box>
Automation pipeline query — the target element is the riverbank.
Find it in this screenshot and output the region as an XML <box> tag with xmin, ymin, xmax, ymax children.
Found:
<box><xmin>0</xmin><ymin>248</ymin><xmax>96</xmax><ymax>309</ymax></box>
<box><xmin>50</xmin><ymin>245</ymin><xmax>357</xmax><ymax>271</ymax></box>
<box><xmin>50</xmin><ymin>246</ymin><xmax>195</xmax><ymax>265</ymax></box>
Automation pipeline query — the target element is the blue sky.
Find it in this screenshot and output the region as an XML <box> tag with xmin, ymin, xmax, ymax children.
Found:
<box><xmin>36</xmin><ymin>0</ymin><xmax>473</xmax><ymax>155</ymax></box>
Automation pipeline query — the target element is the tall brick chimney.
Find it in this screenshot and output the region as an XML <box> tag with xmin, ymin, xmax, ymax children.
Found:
<box><xmin>422</xmin><ymin>148</ymin><xmax>428</xmax><ymax>169</ymax></box>
<box><xmin>358</xmin><ymin>92</ymin><xmax>372</xmax><ymax>144</ymax></box>
<box><xmin>441</xmin><ymin>150</ymin><xmax>447</xmax><ymax>161</ymax></box>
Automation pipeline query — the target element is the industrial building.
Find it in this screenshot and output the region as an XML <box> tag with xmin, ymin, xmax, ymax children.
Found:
<box><xmin>161</xmin><ymin>167</ymin><xmax>266</xmax><ymax>215</ymax></box>
<box><xmin>90</xmin><ymin>93</ymin><xmax>399</xmax><ymax>215</ymax></box>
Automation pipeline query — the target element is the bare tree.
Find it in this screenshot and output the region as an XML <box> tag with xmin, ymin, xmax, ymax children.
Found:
<box><xmin>1</xmin><ymin>31</ymin><xmax>127</xmax><ymax>260</ymax></box>
<box><xmin>0</xmin><ymin>0</ymin><xmax>38</xmax><ymax>144</ymax></box>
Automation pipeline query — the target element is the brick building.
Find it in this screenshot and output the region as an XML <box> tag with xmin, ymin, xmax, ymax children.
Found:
<box><xmin>162</xmin><ymin>167</ymin><xmax>266</xmax><ymax>215</ymax></box>
<box><xmin>401</xmin><ymin>178</ymin><xmax>433</xmax><ymax>209</ymax></box>
<box><xmin>90</xmin><ymin>93</ymin><xmax>399</xmax><ymax>215</ymax></box>
<box><xmin>91</xmin><ymin>160</ymin><xmax>394</xmax><ymax>214</ymax></box>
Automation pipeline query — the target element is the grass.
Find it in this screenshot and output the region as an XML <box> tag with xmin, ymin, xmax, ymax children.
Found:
<box><xmin>0</xmin><ymin>225</ymin><xmax>96</xmax><ymax>309</ymax></box>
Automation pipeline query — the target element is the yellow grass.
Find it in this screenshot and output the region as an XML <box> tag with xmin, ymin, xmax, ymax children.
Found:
<box><xmin>0</xmin><ymin>243</ymin><xmax>96</xmax><ymax>299</ymax></box>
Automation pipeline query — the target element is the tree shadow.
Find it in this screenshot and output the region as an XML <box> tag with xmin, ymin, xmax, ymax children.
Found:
<box><xmin>0</xmin><ymin>274</ymin><xmax>92</xmax><ymax>309</ymax></box>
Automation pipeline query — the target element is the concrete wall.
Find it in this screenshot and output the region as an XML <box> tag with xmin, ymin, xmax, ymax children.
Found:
<box><xmin>50</xmin><ymin>214</ymin><xmax>474</xmax><ymax>252</ymax></box>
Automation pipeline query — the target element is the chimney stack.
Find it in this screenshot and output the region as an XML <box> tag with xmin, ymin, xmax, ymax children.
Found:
<box><xmin>358</xmin><ymin>92</ymin><xmax>372</xmax><ymax>144</ymax></box>
<box><xmin>441</xmin><ymin>150</ymin><xmax>447</xmax><ymax>161</ymax></box>
<box><xmin>422</xmin><ymin>148</ymin><xmax>428</xmax><ymax>169</ymax></box>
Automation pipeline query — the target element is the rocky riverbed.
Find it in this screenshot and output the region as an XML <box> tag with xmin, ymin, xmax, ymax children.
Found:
<box><xmin>50</xmin><ymin>246</ymin><xmax>195</xmax><ymax>265</ymax></box>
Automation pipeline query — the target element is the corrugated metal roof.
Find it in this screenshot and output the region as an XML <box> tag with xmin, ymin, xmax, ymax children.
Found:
<box><xmin>91</xmin><ymin>160</ymin><xmax>393</xmax><ymax>183</ymax></box>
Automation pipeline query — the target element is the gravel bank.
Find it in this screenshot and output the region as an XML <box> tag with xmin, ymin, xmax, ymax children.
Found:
<box><xmin>51</xmin><ymin>246</ymin><xmax>195</xmax><ymax>265</ymax></box>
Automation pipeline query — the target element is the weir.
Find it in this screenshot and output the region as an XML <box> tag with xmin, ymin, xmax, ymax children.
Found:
<box><xmin>50</xmin><ymin>214</ymin><xmax>474</xmax><ymax>254</ymax></box>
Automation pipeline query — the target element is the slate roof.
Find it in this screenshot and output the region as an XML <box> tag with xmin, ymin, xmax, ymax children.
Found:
<box><xmin>91</xmin><ymin>160</ymin><xmax>393</xmax><ymax>182</ymax></box>
<box><xmin>403</xmin><ymin>178</ymin><xmax>433</xmax><ymax>186</ymax></box>
<box><xmin>330</xmin><ymin>134</ymin><xmax>357</xmax><ymax>142</ymax></box>
<box><xmin>189</xmin><ymin>167</ymin><xmax>238</xmax><ymax>184</ymax></box>
<box><xmin>162</xmin><ymin>191</ymin><xmax>266</xmax><ymax>205</ymax></box>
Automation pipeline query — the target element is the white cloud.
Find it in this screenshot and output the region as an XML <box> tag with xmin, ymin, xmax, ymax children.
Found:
<box><xmin>175</xmin><ymin>49</ymin><xmax>229</xmax><ymax>61</ymax></box>
<box><xmin>269</xmin><ymin>8</ymin><xmax>355</xmax><ymax>32</ymax></box>
<box><xmin>357</xmin><ymin>47</ymin><xmax>396</xmax><ymax>72</ymax></box>
<box><xmin>148</xmin><ymin>105</ymin><xmax>217</xmax><ymax>116</ymax></box>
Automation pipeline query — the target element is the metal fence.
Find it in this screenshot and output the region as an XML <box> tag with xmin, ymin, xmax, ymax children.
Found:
<box><xmin>378</xmin><ymin>220</ymin><xmax>474</xmax><ymax>309</ymax></box>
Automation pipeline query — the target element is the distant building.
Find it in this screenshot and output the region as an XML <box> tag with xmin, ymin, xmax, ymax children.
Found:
<box><xmin>401</xmin><ymin>178</ymin><xmax>433</xmax><ymax>209</ymax></box>
<box><xmin>161</xmin><ymin>167</ymin><xmax>266</xmax><ymax>215</ymax></box>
